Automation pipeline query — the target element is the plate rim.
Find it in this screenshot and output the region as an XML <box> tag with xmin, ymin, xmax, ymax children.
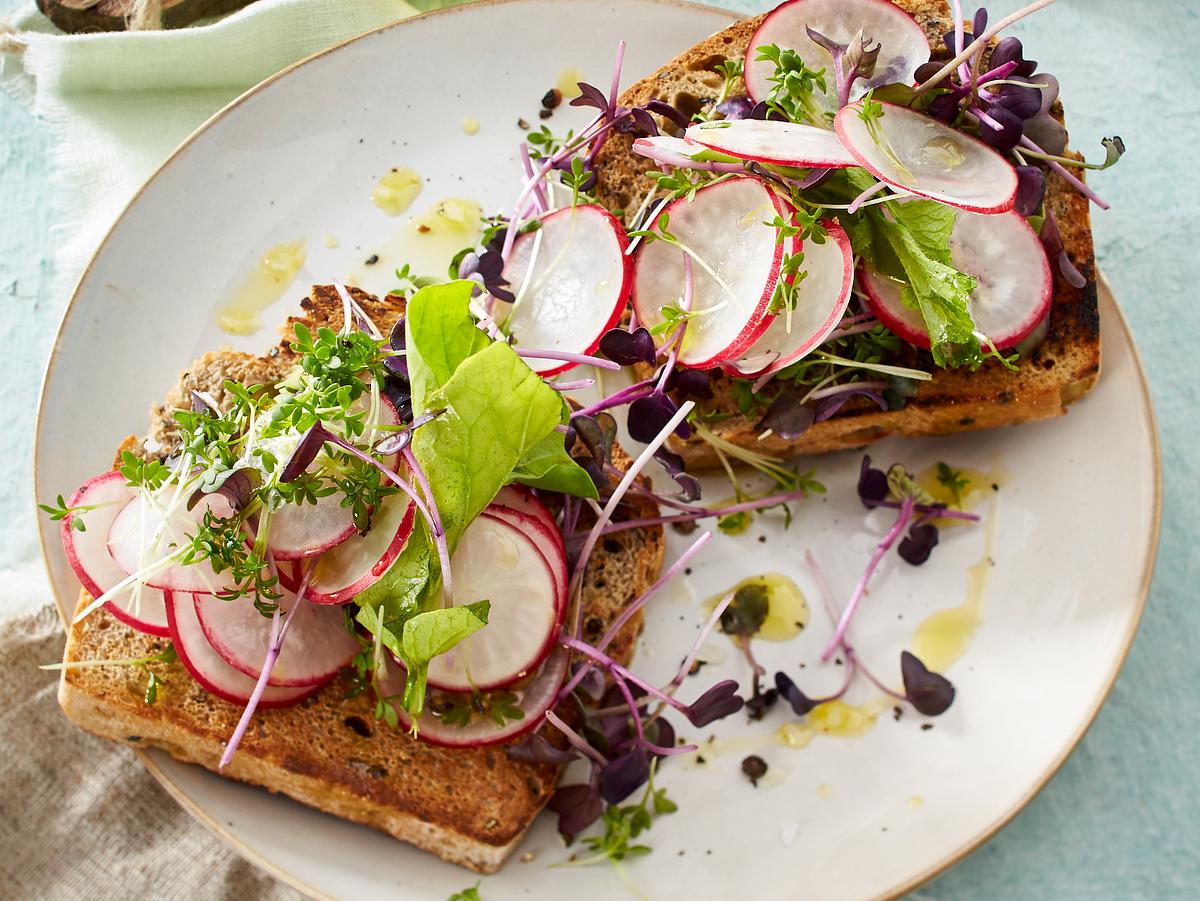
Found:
<box><xmin>30</xmin><ymin>1</ymin><xmax>1163</xmax><ymax>897</ymax></box>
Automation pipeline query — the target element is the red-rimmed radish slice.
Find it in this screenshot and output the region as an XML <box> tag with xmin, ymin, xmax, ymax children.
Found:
<box><xmin>425</xmin><ymin>514</ymin><xmax>561</xmax><ymax>693</ymax></box>
<box><xmin>744</xmin><ymin>0</ymin><xmax>930</xmax><ymax>107</ymax></box>
<box><xmin>194</xmin><ymin>589</ymin><xmax>359</xmax><ymax>687</ymax></box>
<box><xmin>859</xmin><ymin>206</ymin><xmax>1052</xmax><ymax>350</ymax></box>
<box><xmin>632</xmin><ymin>135</ymin><xmax>743</xmax><ymax>171</ymax></box>
<box><xmin>276</xmin><ymin>559</ymin><xmax>303</xmax><ymax>592</ymax></box>
<box><xmin>107</xmin><ymin>491</ymin><xmax>239</xmax><ymax>594</ymax></box>
<box><xmin>303</xmin><ymin>489</ymin><xmax>415</xmax><ymax>605</ymax></box>
<box><xmin>490</xmin><ymin>486</ymin><xmax>567</xmax><ymax>603</ymax></box>
<box><xmin>58</xmin><ymin>470</ymin><xmax>171</xmax><ymax>636</ymax></box>
<box><xmin>387</xmin><ymin>646</ymin><xmax>569</xmax><ymax>748</ymax></box>
<box><xmin>482</xmin><ymin>507</ymin><xmax>567</xmax><ymax>618</ymax></box>
<box><xmin>723</xmin><ymin>219</ymin><xmax>854</xmax><ymax>376</ymax></box>
<box><xmin>165</xmin><ymin>590</ymin><xmax>325</xmax><ymax>707</ymax></box>
<box><xmin>499</xmin><ymin>204</ymin><xmax>632</xmax><ymax>377</ymax></box>
<box><xmin>632</xmin><ymin>177</ymin><xmax>786</xmax><ymax>368</ymax></box>
<box><xmin>268</xmin><ymin>394</ymin><xmax>402</xmax><ymax>561</ymax></box>
<box><xmin>685</xmin><ymin>120</ymin><xmax>857</xmax><ymax>169</ymax></box>
<box><xmin>834</xmin><ymin>101</ymin><xmax>1018</xmax><ymax>214</ymax></box>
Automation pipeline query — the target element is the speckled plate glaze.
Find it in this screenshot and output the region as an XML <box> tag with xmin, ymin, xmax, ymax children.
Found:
<box><xmin>34</xmin><ymin>2</ymin><xmax>1160</xmax><ymax>898</ymax></box>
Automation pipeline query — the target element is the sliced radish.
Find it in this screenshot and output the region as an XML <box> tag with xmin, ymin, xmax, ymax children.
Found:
<box><xmin>107</xmin><ymin>491</ymin><xmax>239</xmax><ymax>595</ymax></box>
<box><xmin>386</xmin><ymin>647</ymin><xmax>569</xmax><ymax>748</ymax></box>
<box><xmin>165</xmin><ymin>589</ymin><xmax>325</xmax><ymax>708</ymax></box>
<box><xmin>303</xmin><ymin>488</ymin><xmax>415</xmax><ymax>605</ymax></box>
<box><xmin>858</xmin><ymin>206</ymin><xmax>1052</xmax><ymax>350</ymax></box>
<box><xmin>724</xmin><ymin>219</ymin><xmax>854</xmax><ymax>376</ymax></box>
<box><xmin>276</xmin><ymin>559</ymin><xmax>303</xmax><ymax>593</ymax></box>
<box><xmin>744</xmin><ymin>0</ymin><xmax>930</xmax><ymax>108</ymax></box>
<box><xmin>632</xmin><ymin>135</ymin><xmax>743</xmax><ymax>171</ymax></box>
<box><xmin>194</xmin><ymin>589</ymin><xmax>359</xmax><ymax>687</ymax></box>
<box><xmin>425</xmin><ymin>513</ymin><xmax>560</xmax><ymax>693</ymax></box>
<box><xmin>834</xmin><ymin>101</ymin><xmax>1018</xmax><ymax>214</ymax></box>
<box><xmin>58</xmin><ymin>470</ymin><xmax>170</xmax><ymax>636</ymax></box>
<box><xmin>268</xmin><ymin>394</ymin><xmax>402</xmax><ymax>561</ymax></box>
<box><xmin>632</xmin><ymin>177</ymin><xmax>787</xmax><ymax>368</ymax></box>
<box><xmin>499</xmin><ymin>204</ymin><xmax>632</xmax><ymax>377</ymax></box>
<box><xmin>481</xmin><ymin>507</ymin><xmax>567</xmax><ymax>618</ymax></box>
<box><xmin>685</xmin><ymin>120</ymin><xmax>857</xmax><ymax>169</ymax></box>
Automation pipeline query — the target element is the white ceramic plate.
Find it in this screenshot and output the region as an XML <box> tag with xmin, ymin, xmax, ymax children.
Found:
<box><xmin>34</xmin><ymin>2</ymin><xmax>1160</xmax><ymax>898</ymax></box>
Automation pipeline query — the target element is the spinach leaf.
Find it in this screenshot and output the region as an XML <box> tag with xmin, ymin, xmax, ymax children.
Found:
<box><xmin>399</xmin><ymin>600</ymin><xmax>490</xmax><ymax>716</ymax></box>
<box><xmin>511</xmin><ymin>430</ymin><xmax>599</xmax><ymax>499</ymax></box>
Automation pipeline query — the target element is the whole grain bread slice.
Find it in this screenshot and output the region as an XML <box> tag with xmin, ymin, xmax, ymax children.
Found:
<box><xmin>58</xmin><ymin>285</ymin><xmax>665</xmax><ymax>873</ymax></box>
<box><xmin>592</xmin><ymin>0</ymin><xmax>1100</xmax><ymax>467</ymax></box>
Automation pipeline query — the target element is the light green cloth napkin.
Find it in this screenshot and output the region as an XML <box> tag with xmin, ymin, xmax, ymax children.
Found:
<box><xmin>0</xmin><ymin>0</ymin><xmax>427</xmax><ymax>325</ymax></box>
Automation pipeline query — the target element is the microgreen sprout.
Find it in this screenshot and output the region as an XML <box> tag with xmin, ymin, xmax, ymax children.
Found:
<box><xmin>755</xmin><ymin>43</ymin><xmax>828</xmax><ymax>125</ymax></box>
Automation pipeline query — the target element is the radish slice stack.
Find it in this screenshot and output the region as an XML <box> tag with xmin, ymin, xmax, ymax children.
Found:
<box><xmin>834</xmin><ymin>101</ymin><xmax>1018</xmax><ymax>214</ymax></box>
<box><xmin>686</xmin><ymin>120</ymin><xmax>857</xmax><ymax>169</ymax></box>
<box><xmin>743</xmin><ymin>0</ymin><xmax>930</xmax><ymax>109</ymax></box>
<box><xmin>499</xmin><ymin>204</ymin><xmax>632</xmax><ymax>376</ymax></box>
<box><xmin>303</xmin><ymin>489</ymin><xmax>416</xmax><ymax>605</ymax></box>
<box><xmin>724</xmin><ymin>219</ymin><xmax>855</xmax><ymax>376</ymax></box>
<box><xmin>61</xmin><ymin>470</ymin><xmax>170</xmax><ymax>636</ymax></box>
<box><xmin>859</xmin><ymin>205</ymin><xmax>1052</xmax><ymax>350</ymax></box>
<box><xmin>194</xmin><ymin>587</ymin><xmax>360</xmax><ymax>687</ymax></box>
<box><xmin>632</xmin><ymin>177</ymin><xmax>789</xmax><ymax>368</ymax></box>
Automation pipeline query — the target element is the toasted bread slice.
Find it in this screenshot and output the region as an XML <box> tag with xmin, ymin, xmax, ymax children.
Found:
<box><xmin>58</xmin><ymin>286</ymin><xmax>665</xmax><ymax>873</ymax></box>
<box><xmin>592</xmin><ymin>1</ymin><xmax>1100</xmax><ymax>467</ymax></box>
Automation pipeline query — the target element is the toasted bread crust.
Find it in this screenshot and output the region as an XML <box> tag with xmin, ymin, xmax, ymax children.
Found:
<box><xmin>59</xmin><ymin>285</ymin><xmax>665</xmax><ymax>872</ymax></box>
<box><xmin>592</xmin><ymin>1</ymin><xmax>1100</xmax><ymax>467</ymax></box>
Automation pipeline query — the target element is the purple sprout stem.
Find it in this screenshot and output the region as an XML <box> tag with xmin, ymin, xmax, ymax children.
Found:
<box><xmin>807</xmin><ymin>380</ymin><xmax>887</xmax><ymax>401</ymax></box>
<box><xmin>515</xmin><ymin>348</ymin><xmax>621</xmax><ymax>371</ymax></box>
<box><xmin>562</xmin><ymin>635</ymin><xmax>690</xmax><ymax>716</ymax></box>
<box><xmin>566</xmin><ymin>401</ymin><xmax>696</xmax><ymax>635</ymax></box>
<box><xmin>871</xmin><ymin>499</ymin><xmax>980</xmax><ymax>523</ymax></box>
<box><xmin>545</xmin><ymin>710</ymin><xmax>609</xmax><ymax>767</ymax></box>
<box><xmin>819</xmin><ymin>496</ymin><xmax>915</xmax><ymax>662</ymax></box>
<box><xmin>573</xmin><ymin>380</ymin><xmax>656</xmax><ymax>418</ymax></box>
<box><xmin>401</xmin><ymin>446</ymin><xmax>453</xmax><ymax>602</ymax></box>
<box><xmin>1019</xmin><ymin>134</ymin><xmax>1110</xmax><ymax>210</ymax></box>
<box><xmin>667</xmin><ymin>588</ymin><xmax>736</xmax><ymax>693</ymax></box>
<box><xmin>520</xmin><ymin>142</ymin><xmax>549</xmax><ymax>214</ymax></box>
<box><xmin>570</xmin><ymin>489</ymin><xmax>811</xmax><ymax>539</ymax></box>
<box><xmin>611</xmin><ymin>670</ymin><xmax>646</xmax><ymax>743</ymax></box>
<box><xmin>560</xmin><ymin>532</ymin><xmax>714</xmax><ymax>701</ymax></box>
<box><xmin>219</xmin><ymin>563</ymin><xmax>317</xmax><ymax>770</ymax></box>
<box><xmin>553</xmin><ymin>378</ymin><xmax>597</xmax><ymax>392</ymax></box>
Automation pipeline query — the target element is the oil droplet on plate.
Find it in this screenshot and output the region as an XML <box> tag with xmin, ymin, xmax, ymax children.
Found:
<box><xmin>915</xmin><ymin>462</ymin><xmax>1004</xmax><ymax>526</ymax></box>
<box><xmin>322</xmin><ymin>234</ymin><xmax>340</xmax><ymax>249</ymax></box>
<box><xmin>777</xmin><ymin>698</ymin><xmax>888</xmax><ymax>748</ymax></box>
<box><xmin>907</xmin><ymin>795</ymin><xmax>924</xmax><ymax>809</ymax></box>
<box><xmin>704</xmin><ymin>573</ymin><xmax>810</xmax><ymax>642</ymax></box>
<box><xmin>216</xmin><ymin>241</ymin><xmax>306</xmax><ymax>335</ymax></box>
<box><xmin>461</xmin><ymin>116</ymin><xmax>480</xmax><ymax>136</ymax></box>
<box><xmin>816</xmin><ymin>783</ymin><xmax>833</xmax><ymax>799</ymax></box>
<box><xmin>557</xmin><ymin>67</ymin><xmax>585</xmax><ymax>99</ymax></box>
<box><xmin>372</xmin><ymin>167</ymin><xmax>423</xmax><ymax>216</ymax></box>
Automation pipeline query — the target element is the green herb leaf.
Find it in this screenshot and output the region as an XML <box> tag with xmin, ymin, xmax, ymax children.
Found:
<box><xmin>510</xmin><ymin>431</ymin><xmax>599</xmax><ymax>499</ymax></box>
<box><xmin>447</xmin><ymin>881</ymin><xmax>482</xmax><ymax>901</ymax></box>
<box><xmin>404</xmin><ymin>280</ymin><xmax>491</xmax><ymax>411</ymax></box>
<box><xmin>399</xmin><ymin>600</ymin><xmax>491</xmax><ymax>716</ymax></box>
<box><xmin>936</xmin><ymin>462</ymin><xmax>970</xmax><ymax>505</ymax></box>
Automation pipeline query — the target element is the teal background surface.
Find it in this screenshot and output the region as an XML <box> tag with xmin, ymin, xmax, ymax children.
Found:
<box><xmin>1</xmin><ymin>0</ymin><xmax>1195</xmax><ymax>896</ymax></box>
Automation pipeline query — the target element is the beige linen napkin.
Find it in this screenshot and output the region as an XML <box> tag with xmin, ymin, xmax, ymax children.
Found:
<box><xmin>0</xmin><ymin>607</ymin><xmax>303</xmax><ymax>900</ymax></box>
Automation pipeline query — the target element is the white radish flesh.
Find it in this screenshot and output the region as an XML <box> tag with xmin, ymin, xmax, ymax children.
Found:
<box><xmin>386</xmin><ymin>647</ymin><xmax>569</xmax><ymax>748</ymax></box>
<box><xmin>686</xmin><ymin>120</ymin><xmax>857</xmax><ymax>168</ymax></box>
<box><xmin>481</xmin><ymin>506</ymin><xmax>567</xmax><ymax>618</ymax></box>
<box><xmin>303</xmin><ymin>488</ymin><xmax>415</xmax><ymax>605</ymax></box>
<box><xmin>744</xmin><ymin>0</ymin><xmax>930</xmax><ymax>108</ymax></box>
<box><xmin>165</xmin><ymin>590</ymin><xmax>324</xmax><ymax>708</ymax></box>
<box><xmin>724</xmin><ymin>219</ymin><xmax>854</xmax><ymax>376</ymax></box>
<box><xmin>632</xmin><ymin>135</ymin><xmax>743</xmax><ymax>170</ymax></box>
<box><xmin>107</xmin><ymin>491</ymin><xmax>239</xmax><ymax>595</ymax></box>
<box><xmin>858</xmin><ymin>206</ymin><xmax>1052</xmax><ymax>350</ymax></box>
<box><xmin>60</xmin><ymin>470</ymin><xmax>170</xmax><ymax>636</ymax></box>
<box><xmin>631</xmin><ymin>176</ymin><xmax>787</xmax><ymax>368</ymax></box>
<box><xmin>834</xmin><ymin>101</ymin><xmax>1018</xmax><ymax>214</ymax></box>
<box><xmin>425</xmin><ymin>514</ymin><xmax>560</xmax><ymax>693</ymax></box>
<box><xmin>499</xmin><ymin>204</ymin><xmax>632</xmax><ymax>376</ymax></box>
<box><xmin>194</xmin><ymin>588</ymin><xmax>360</xmax><ymax>687</ymax></box>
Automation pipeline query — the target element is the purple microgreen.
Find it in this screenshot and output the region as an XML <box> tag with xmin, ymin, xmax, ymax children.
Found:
<box><xmin>857</xmin><ymin>455</ymin><xmax>890</xmax><ymax>508</ymax></box>
<box><xmin>652</xmin><ymin>447</ymin><xmax>701</xmax><ymax>502</ymax></box>
<box><xmin>572</xmin><ymin>412</ymin><xmax>618</xmax><ymax>465</ymax></box>
<box><xmin>667</xmin><ymin>589</ymin><xmax>736</xmax><ymax>694</ymax></box>
<box><xmin>545</xmin><ymin>709</ymin><xmax>610</xmax><ymax>768</ymax></box>
<box><xmin>190</xmin><ymin>389</ymin><xmax>219</xmax><ymax>415</ymax></box>
<box><xmin>600</xmin><ymin>748</ymin><xmax>651</xmax><ymax>805</ymax></box>
<box><xmin>577</xmin><ymin>488</ymin><xmax>813</xmax><ymax>539</ymax></box>
<box><xmin>514</xmin><ymin>347</ymin><xmax>621</xmax><ymax>371</ymax></box>
<box><xmin>570</xmin><ymin>81</ymin><xmax>611</xmax><ymax>113</ymax></box>
<box><xmin>683</xmin><ymin>680</ymin><xmax>745</xmax><ymax>727</ymax></box>
<box><xmin>813</xmin><ymin>383</ymin><xmax>888</xmax><ymax>422</ymax></box>
<box><xmin>628</xmin><ymin>391</ymin><xmax>691</xmax><ymax>444</ymax></box>
<box><xmin>1039</xmin><ymin>207</ymin><xmax>1087</xmax><ymax>288</ymax></box>
<box><xmin>665</xmin><ymin>368</ymin><xmax>713</xmax><ymax>401</ymax></box>
<box><xmin>507</xmin><ymin>731</ymin><xmax>579</xmax><ymax>765</ymax></box>
<box><xmin>400</xmin><ymin>445</ymin><xmax>451</xmax><ymax>600</ymax></box>
<box><xmin>898</xmin><ymin>521</ymin><xmax>940</xmax><ymax>565</ymax></box>
<box><xmin>548</xmin><ymin>782</ymin><xmax>606</xmax><ymax>837</ymax></box>
<box><xmin>805</xmin><ymin>25</ymin><xmax>880</xmax><ymax>108</ymax></box>
<box><xmin>280</xmin><ymin>422</ymin><xmax>330</xmax><ymax>483</ymax></box>
<box><xmin>598</xmin><ymin>326</ymin><xmax>656</xmax><ymax>366</ymax></box>
<box><xmin>715</xmin><ymin>95</ymin><xmax>755</xmax><ymax>120</ymax></box>
<box><xmin>573</xmin><ymin>379</ymin><xmax>656</xmax><ymax>419</ymax></box>
<box><xmin>756</xmin><ymin>391</ymin><xmax>814</xmax><ymax>440</ymax></box>
<box><xmin>900</xmin><ymin>651</ymin><xmax>956</xmax><ymax>716</ymax></box>
<box><xmin>384</xmin><ymin>316</ymin><xmax>409</xmax><ymax>379</ymax></box>
<box><xmin>187</xmin><ymin>468</ymin><xmax>258</xmax><ymax>513</ymax></box>
<box><xmin>644</xmin><ymin>99</ymin><xmax>691</xmax><ymax>131</ymax></box>
<box><xmin>774</xmin><ymin>671</ymin><xmax>818</xmax><ymax>716</ymax></box>
<box><xmin>1014</xmin><ymin>165</ymin><xmax>1046</xmax><ymax>217</ymax></box>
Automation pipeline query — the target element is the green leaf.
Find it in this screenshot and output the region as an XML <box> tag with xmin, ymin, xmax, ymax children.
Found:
<box><xmin>404</xmin><ymin>281</ymin><xmax>491</xmax><ymax>413</ymax></box>
<box><xmin>447</xmin><ymin>881</ymin><xmax>482</xmax><ymax>901</ymax></box>
<box><xmin>399</xmin><ymin>600</ymin><xmax>490</xmax><ymax>716</ymax></box>
<box><xmin>510</xmin><ymin>431</ymin><xmax>598</xmax><ymax>499</ymax></box>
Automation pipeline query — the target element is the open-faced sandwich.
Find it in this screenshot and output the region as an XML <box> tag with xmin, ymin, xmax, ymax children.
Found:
<box><xmin>44</xmin><ymin>0</ymin><xmax>1119</xmax><ymax>879</ymax></box>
